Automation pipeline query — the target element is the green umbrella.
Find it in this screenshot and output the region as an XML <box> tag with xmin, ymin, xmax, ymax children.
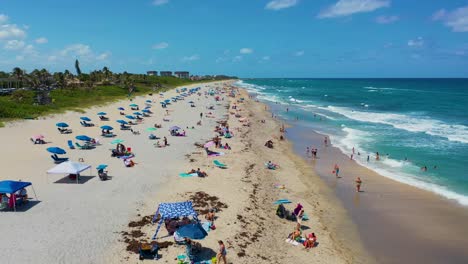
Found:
<box><xmin>111</xmin><ymin>139</ymin><xmax>124</xmax><ymax>144</ymax></box>
<box><xmin>146</xmin><ymin>127</ymin><xmax>157</xmax><ymax>132</ymax></box>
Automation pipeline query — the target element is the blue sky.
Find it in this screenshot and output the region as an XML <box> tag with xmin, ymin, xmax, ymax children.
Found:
<box><xmin>1</xmin><ymin>0</ymin><xmax>468</xmax><ymax>77</ymax></box>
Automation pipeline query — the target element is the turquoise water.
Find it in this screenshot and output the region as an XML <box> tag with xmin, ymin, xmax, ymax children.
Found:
<box><xmin>237</xmin><ymin>79</ymin><xmax>468</xmax><ymax>205</ymax></box>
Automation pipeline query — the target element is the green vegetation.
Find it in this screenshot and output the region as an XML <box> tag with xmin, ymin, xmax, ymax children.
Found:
<box><xmin>0</xmin><ymin>66</ymin><xmax>236</xmax><ymax>124</ymax></box>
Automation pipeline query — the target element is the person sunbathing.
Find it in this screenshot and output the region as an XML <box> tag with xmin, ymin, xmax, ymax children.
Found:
<box><xmin>154</xmin><ymin>124</ymin><xmax>162</xmax><ymax>128</ymax></box>
<box><xmin>224</xmin><ymin>143</ymin><xmax>231</xmax><ymax>150</ymax></box>
<box><xmin>288</xmin><ymin>227</ymin><xmax>302</xmax><ymax>241</ymax></box>
<box><xmin>196</xmin><ymin>168</ymin><xmax>207</xmax><ymax>177</ymax></box>
<box><xmin>303</xmin><ymin>233</ymin><xmax>317</xmax><ymax>249</ymax></box>
<box><xmin>124</xmin><ymin>159</ymin><xmax>136</xmax><ymax>167</ymax></box>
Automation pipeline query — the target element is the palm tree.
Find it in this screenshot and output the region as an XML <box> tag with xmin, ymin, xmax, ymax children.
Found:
<box><xmin>11</xmin><ymin>67</ymin><xmax>24</xmax><ymax>88</ymax></box>
<box><xmin>102</xmin><ymin>66</ymin><xmax>111</xmax><ymax>82</ymax></box>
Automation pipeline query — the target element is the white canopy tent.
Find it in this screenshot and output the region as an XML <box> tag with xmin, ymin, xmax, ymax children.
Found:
<box><xmin>47</xmin><ymin>161</ymin><xmax>92</xmax><ymax>183</ymax></box>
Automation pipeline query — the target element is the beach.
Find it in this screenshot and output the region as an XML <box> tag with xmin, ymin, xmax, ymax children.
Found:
<box><xmin>0</xmin><ymin>81</ymin><xmax>366</xmax><ymax>263</ymax></box>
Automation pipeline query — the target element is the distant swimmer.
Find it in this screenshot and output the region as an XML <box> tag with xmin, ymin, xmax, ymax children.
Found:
<box><xmin>286</xmin><ymin>108</ymin><xmax>289</xmax><ymax>112</ymax></box>
<box><xmin>421</xmin><ymin>166</ymin><xmax>428</xmax><ymax>172</ymax></box>
<box><xmin>352</xmin><ymin>147</ymin><xmax>355</xmax><ymax>154</ymax></box>
<box><xmin>376</xmin><ymin>152</ymin><xmax>380</xmax><ymax>161</ymax></box>
<box><xmin>350</xmin><ymin>154</ymin><xmax>353</xmax><ymax>160</ymax></box>
<box><xmin>433</xmin><ymin>165</ymin><xmax>437</xmax><ymax>169</ymax></box>
<box><xmin>355</xmin><ymin>177</ymin><xmax>363</xmax><ymax>192</ymax></box>
<box><xmin>306</xmin><ymin>147</ymin><xmax>310</xmax><ymax>156</ymax></box>
<box><xmin>367</xmin><ymin>155</ymin><xmax>370</xmax><ymax>162</ymax></box>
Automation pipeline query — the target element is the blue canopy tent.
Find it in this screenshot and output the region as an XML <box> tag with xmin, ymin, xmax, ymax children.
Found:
<box><xmin>152</xmin><ymin>201</ymin><xmax>198</xmax><ymax>240</ymax></box>
<box><xmin>0</xmin><ymin>180</ymin><xmax>37</xmax><ymax>211</ymax></box>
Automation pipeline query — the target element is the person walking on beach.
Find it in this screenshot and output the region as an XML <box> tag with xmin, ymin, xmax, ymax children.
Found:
<box><xmin>216</xmin><ymin>240</ymin><xmax>227</xmax><ymax>264</ymax></box>
<box><xmin>163</xmin><ymin>136</ymin><xmax>167</xmax><ymax>146</ymax></box>
<box><xmin>334</xmin><ymin>164</ymin><xmax>340</xmax><ymax>178</ymax></box>
<box><xmin>367</xmin><ymin>155</ymin><xmax>370</xmax><ymax>162</ymax></box>
<box><xmin>200</xmin><ymin>112</ymin><xmax>203</xmax><ymax>119</ymax></box>
<box><xmin>324</xmin><ymin>136</ymin><xmax>328</xmax><ymax>146</ymax></box>
<box><xmin>355</xmin><ymin>177</ymin><xmax>362</xmax><ymax>192</ymax></box>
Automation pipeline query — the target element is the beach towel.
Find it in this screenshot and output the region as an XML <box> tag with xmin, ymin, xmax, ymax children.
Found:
<box><xmin>302</xmin><ymin>213</ymin><xmax>309</xmax><ymax>221</ymax></box>
<box><xmin>201</xmin><ymin>221</ymin><xmax>212</xmax><ymax>232</ymax></box>
<box><xmin>179</xmin><ymin>173</ymin><xmax>198</xmax><ymax>178</ymax></box>
<box><xmin>274</xmin><ymin>199</ymin><xmax>292</xmax><ymax>204</ymax></box>
<box><xmin>285</xmin><ymin>238</ymin><xmax>303</xmax><ymax>246</ymax></box>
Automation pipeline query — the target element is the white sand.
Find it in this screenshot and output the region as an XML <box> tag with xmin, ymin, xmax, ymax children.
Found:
<box><xmin>0</xmin><ymin>82</ymin><xmax>227</xmax><ymax>264</ymax></box>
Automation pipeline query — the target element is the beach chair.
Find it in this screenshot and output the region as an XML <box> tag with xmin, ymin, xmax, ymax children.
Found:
<box><xmin>68</xmin><ymin>140</ymin><xmax>75</xmax><ymax>149</ymax></box>
<box><xmin>58</xmin><ymin>127</ymin><xmax>72</xmax><ymax>134</ymax></box>
<box><xmin>51</xmin><ymin>154</ymin><xmax>69</xmax><ymax>164</ymax></box>
<box><xmin>213</xmin><ymin>160</ymin><xmax>227</xmax><ymax>169</ymax></box>
<box><xmin>120</xmin><ymin>125</ymin><xmax>131</xmax><ymax>130</ymax></box>
<box><xmin>99</xmin><ymin>116</ymin><xmax>109</xmax><ymax>121</ymax></box>
<box><xmin>102</xmin><ymin>133</ymin><xmax>115</xmax><ymax>138</ymax></box>
<box><xmin>75</xmin><ymin>142</ymin><xmax>93</xmax><ymax>150</ymax></box>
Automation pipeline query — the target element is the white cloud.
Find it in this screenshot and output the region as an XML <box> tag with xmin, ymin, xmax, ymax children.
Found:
<box><xmin>318</xmin><ymin>0</ymin><xmax>390</xmax><ymax>18</ymax></box>
<box><xmin>96</xmin><ymin>52</ymin><xmax>111</xmax><ymax>60</ymax></box>
<box><xmin>233</xmin><ymin>55</ymin><xmax>243</xmax><ymax>62</ymax></box>
<box><xmin>48</xmin><ymin>55</ymin><xmax>57</xmax><ymax>61</ymax></box>
<box><xmin>0</xmin><ymin>24</ymin><xmax>27</xmax><ymax>39</ymax></box>
<box><xmin>153</xmin><ymin>0</ymin><xmax>169</xmax><ymax>6</ymax></box>
<box><xmin>182</xmin><ymin>54</ymin><xmax>200</xmax><ymax>61</ymax></box>
<box><xmin>35</xmin><ymin>37</ymin><xmax>48</xmax><ymax>44</ymax></box>
<box><xmin>408</xmin><ymin>37</ymin><xmax>424</xmax><ymax>47</ymax></box>
<box><xmin>294</xmin><ymin>50</ymin><xmax>305</xmax><ymax>56</ymax></box>
<box><xmin>376</xmin><ymin>15</ymin><xmax>399</xmax><ymax>24</ymax></box>
<box><xmin>432</xmin><ymin>6</ymin><xmax>468</xmax><ymax>32</ymax></box>
<box><xmin>262</xmin><ymin>56</ymin><xmax>271</xmax><ymax>60</ymax></box>
<box><xmin>0</xmin><ymin>14</ymin><xmax>8</xmax><ymax>24</ymax></box>
<box><xmin>60</xmin><ymin>44</ymin><xmax>92</xmax><ymax>56</ymax></box>
<box><xmin>16</xmin><ymin>55</ymin><xmax>24</xmax><ymax>61</ymax></box>
<box><xmin>152</xmin><ymin>42</ymin><xmax>169</xmax><ymax>49</ymax></box>
<box><xmin>240</xmin><ymin>48</ymin><xmax>253</xmax><ymax>54</ymax></box>
<box><xmin>4</xmin><ymin>39</ymin><xmax>25</xmax><ymax>50</ymax></box>
<box><xmin>265</xmin><ymin>0</ymin><xmax>298</xmax><ymax>10</ymax></box>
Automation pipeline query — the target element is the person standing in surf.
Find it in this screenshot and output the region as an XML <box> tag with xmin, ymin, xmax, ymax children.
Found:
<box><xmin>334</xmin><ymin>164</ymin><xmax>340</xmax><ymax>178</ymax></box>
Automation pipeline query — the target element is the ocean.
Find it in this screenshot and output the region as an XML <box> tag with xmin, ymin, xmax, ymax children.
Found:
<box><xmin>236</xmin><ymin>78</ymin><xmax>468</xmax><ymax>206</ymax></box>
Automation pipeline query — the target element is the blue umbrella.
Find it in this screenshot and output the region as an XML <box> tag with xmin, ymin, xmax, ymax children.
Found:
<box><xmin>134</xmin><ymin>112</ymin><xmax>142</xmax><ymax>116</ymax></box>
<box><xmin>97</xmin><ymin>112</ymin><xmax>107</xmax><ymax>116</ymax></box>
<box><xmin>188</xmin><ymin>101</ymin><xmax>194</xmax><ymax>104</ymax></box>
<box><xmin>80</xmin><ymin>117</ymin><xmax>91</xmax><ymax>122</ymax></box>
<box><xmin>176</xmin><ymin>223</ymin><xmax>208</xmax><ymax>240</ymax></box>
<box><xmin>116</xmin><ymin>120</ymin><xmax>128</xmax><ymax>124</ymax></box>
<box><xmin>146</xmin><ymin>100</ymin><xmax>152</xmax><ymax>103</ymax></box>
<box><xmin>129</xmin><ymin>103</ymin><xmax>138</xmax><ymax>107</ymax></box>
<box><xmin>56</xmin><ymin>122</ymin><xmax>69</xmax><ymax>128</ymax></box>
<box><xmin>145</xmin><ymin>106</ymin><xmax>151</xmax><ymax>109</ymax></box>
<box><xmin>142</xmin><ymin>109</ymin><xmax>150</xmax><ymax>113</ymax></box>
<box><xmin>96</xmin><ymin>164</ymin><xmax>108</xmax><ymax>170</ymax></box>
<box><xmin>125</xmin><ymin>115</ymin><xmax>135</xmax><ymax>120</ymax></box>
<box><xmin>76</xmin><ymin>135</ymin><xmax>92</xmax><ymax>141</ymax></box>
<box><xmin>100</xmin><ymin>125</ymin><xmax>113</xmax><ymax>130</ymax></box>
<box><xmin>46</xmin><ymin>147</ymin><xmax>66</xmax><ymax>155</ymax></box>
<box><xmin>164</xmin><ymin>99</ymin><xmax>171</xmax><ymax>103</ymax></box>
<box><xmin>118</xmin><ymin>107</ymin><xmax>125</xmax><ymax>111</ymax></box>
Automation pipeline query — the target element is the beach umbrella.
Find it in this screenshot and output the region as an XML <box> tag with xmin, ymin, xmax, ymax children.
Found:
<box><xmin>169</xmin><ymin>126</ymin><xmax>181</xmax><ymax>131</ymax></box>
<box><xmin>46</xmin><ymin>147</ymin><xmax>66</xmax><ymax>155</ymax></box>
<box><xmin>111</xmin><ymin>139</ymin><xmax>124</xmax><ymax>144</ymax></box>
<box><xmin>76</xmin><ymin>135</ymin><xmax>92</xmax><ymax>141</ymax></box>
<box><xmin>146</xmin><ymin>100</ymin><xmax>152</xmax><ymax>103</ymax></box>
<box><xmin>188</xmin><ymin>101</ymin><xmax>194</xmax><ymax>104</ymax></box>
<box><xmin>97</xmin><ymin>112</ymin><xmax>107</xmax><ymax>116</ymax></box>
<box><xmin>118</xmin><ymin>107</ymin><xmax>125</xmax><ymax>111</ymax></box>
<box><xmin>134</xmin><ymin>112</ymin><xmax>142</xmax><ymax>116</ymax></box>
<box><xmin>129</xmin><ymin>103</ymin><xmax>138</xmax><ymax>107</ymax></box>
<box><xmin>96</xmin><ymin>164</ymin><xmax>108</xmax><ymax>170</ymax></box>
<box><xmin>146</xmin><ymin>127</ymin><xmax>157</xmax><ymax>132</ymax></box>
<box><xmin>142</xmin><ymin>109</ymin><xmax>150</xmax><ymax>113</ymax></box>
<box><xmin>125</xmin><ymin>115</ymin><xmax>135</xmax><ymax>120</ymax></box>
<box><xmin>176</xmin><ymin>223</ymin><xmax>208</xmax><ymax>240</ymax></box>
<box><xmin>145</xmin><ymin>106</ymin><xmax>151</xmax><ymax>109</ymax></box>
<box><xmin>56</xmin><ymin>122</ymin><xmax>69</xmax><ymax>128</ymax></box>
<box><xmin>164</xmin><ymin>99</ymin><xmax>171</xmax><ymax>103</ymax></box>
<box><xmin>116</xmin><ymin>120</ymin><xmax>128</xmax><ymax>124</ymax></box>
<box><xmin>100</xmin><ymin>125</ymin><xmax>114</xmax><ymax>130</ymax></box>
<box><xmin>32</xmin><ymin>134</ymin><xmax>44</xmax><ymax>140</ymax></box>
<box><xmin>80</xmin><ymin>117</ymin><xmax>91</xmax><ymax>122</ymax></box>
<box><xmin>204</xmin><ymin>141</ymin><xmax>215</xmax><ymax>148</ymax></box>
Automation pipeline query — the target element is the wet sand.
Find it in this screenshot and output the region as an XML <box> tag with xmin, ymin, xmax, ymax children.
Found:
<box><xmin>286</xmin><ymin>123</ymin><xmax>468</xmax><ymax>264</ymax></box>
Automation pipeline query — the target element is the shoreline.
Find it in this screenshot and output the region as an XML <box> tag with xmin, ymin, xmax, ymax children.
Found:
<box><xmin>260</xmin><ymin>100</ymin><xmax>468</xmax><ymax>263</ymax></box>
<box><xmin>111</xmin><ymin>84</ymin><xmax>368</xmax><ymax>263</ymax></box>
